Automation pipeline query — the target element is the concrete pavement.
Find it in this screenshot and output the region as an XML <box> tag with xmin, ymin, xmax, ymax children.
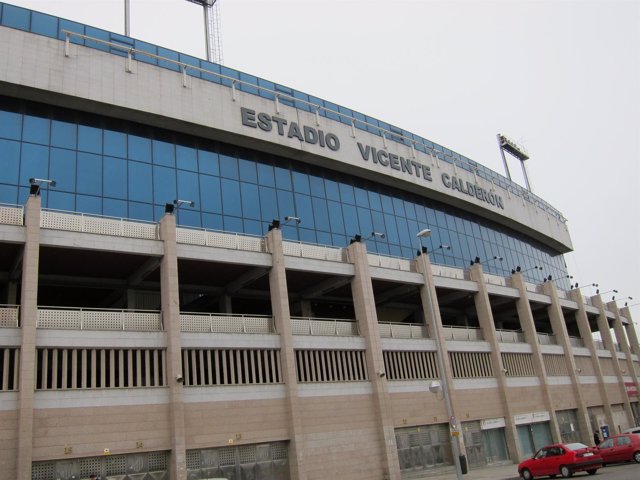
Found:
<box><xmin>407</xmin><ymin>463</ymin><xmax>520</xmax><ymax>480</ymax></box>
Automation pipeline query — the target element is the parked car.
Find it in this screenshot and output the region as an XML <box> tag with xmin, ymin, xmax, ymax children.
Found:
<box><xmin>596</xmin><ymin>433</ymin><xmax>640</xmax><ymax>464</ymax></box>
<box><xmin>518</xmin><ymin>442</ymin><xmax>603</xmax><ymax>479</ymax></box>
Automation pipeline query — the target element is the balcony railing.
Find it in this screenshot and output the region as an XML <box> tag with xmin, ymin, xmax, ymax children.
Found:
<box><xmin>282</xmin><ymin>241</ymin><xmax>344</xmax><ymax>262</ymax></box>
<box><xmin>41</xmin><ymin>209</ymin><xmax>157</xmax><ymax>239</ymax></box>
<box><xmin>568</xmin><ymin>336</ymin><xmax>584</xmax><ymax>348</ymax></box>
<box><xmin>496</xmin><ymin>329</ymin><xmax>525</xmax><ymax>343</ymax></box>
<box><xmin>0</xmin><ymin>305</ymin><xmax>19</xmax><ymax>327</ymax></box>
<box><xmin>291</xmin><ymin>317</ymin><xmax>359</xmax><ymax>336</ymax></box>
<box><xmin>443</xmin><ymin>325</ymin><xmax>483</xmax><ymax>341</ymax></box>
<box><xmin>0</xmin><ymin>203</ymin><xmax>23</xmax><ymax>225</ymax></box>
<box><xmin>593</xmin><ymin>340</ymin><xmax>606</xmax><ymax>350</ymax></box>
<box><xmin>367</xmin><ymin>253</ymin><xmax>413</xmax><ymax>271</ymax></box>
<box><xmin>379</xmin><ymin>322</ymin><xmax>428</xmax><ymax>339</ymax></box>
<box><xmin>180</xmin><ymin>312</ymin><xmax>275</xmax><ymax>334</ymax></box>
<box><xmin>37</xmin><ymin>307</ymin><xmax>162</xmax><ymax>331</ymax></box>
<box><xmin>176</xmin><ymin>226</ymin><xmax>264</xmax><ymax>252</ymax></box>
<box><xmin>537</xmin><ymin>332</ymin><xmax>557</xmax><ymax>345</ymax></box>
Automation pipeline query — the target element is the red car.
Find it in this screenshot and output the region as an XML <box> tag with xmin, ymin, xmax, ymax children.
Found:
<box><xmin>596</xmin><ymin>433</ymin><xmax>640</xmax><ymax>464</ymax></box>
<box><xmin>518</xmin><ymin>442</ymin><xmax>603</xmax><ymax>479</ymax></box>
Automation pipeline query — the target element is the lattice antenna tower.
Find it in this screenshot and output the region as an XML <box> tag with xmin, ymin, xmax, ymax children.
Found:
<box><xmin>186</xmin><ymin>0</ymin><xmax>224</xmax><ymax>65</ymax></box>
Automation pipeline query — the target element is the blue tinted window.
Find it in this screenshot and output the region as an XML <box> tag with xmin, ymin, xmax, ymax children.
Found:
<box><xmin>220</xmin><ymin>154</ymin><xmax>238</xmax><ymax>179</ymax></box>
<box><xmin>339</xmin><ymin>183</ymin><xmax>355</xmax><ymax>205</ymax></box>
<box><xmin>177</xmin><ymin>170</ymin><xmax>199</xmax><ymax>207</ymax></box>
<box><xmin>202</xmin><ymin>213</ymin><xmax>223</xmax><ymax>230</ymax></box>
<box><xmin>128</xmin><ymin>135</ymin><xmax>151</xmax><ymax>163</ymax></box>
<box><xmin>0</xmin><ymin>184</ymin><xmax>18</xmax><ymax>205</ymax></box>
<box><xmin>199</xmin><ymin>175</ymin><xmax>222</xmax><ymax>214</ymax></box>
<box><xmin>77</xmin><ymin>152</ymin><xmax>101</xmax><ymax>195</ymax></box>
<box><xmin>221</xmin><ymin>179</ymin><xmax>241</xmax><ymax>216</ymax></box>
<box><xmin>104</xmin><ymin>198</ymin><xmax>127</xmax><ymax>218</ymax></box>
<box><xmin>325</xmin><ymin>179</ymin><xmax>340</xmax><ymax>201</ymax></box>
<box><xmin>23</xmin><ymin>116</ymin><xmax>49</xmax><ymax>145</ymax></box>
<box><xmin>58</xmin><ymin>19</ymin><xmax>85</xmax><ymax>43</ymax></box>
<box><xmin>240</xmin><ymin>183</ymin><xmax>259</xmax><ymax>220</ymax></box>
<box><xmin>239</xmin><ymin>158</ymin><xmax>257</xmax><ymax>183</ymax></box>
<box><xmin>292</xmin><ymin>171</ymin><xmax>310</xmax><ymax>194</ymax></box>
<box><xmin>129</xmin><ymin>201</ymin><xmax>153</xmax><ymax>221</ymax></box>
<box><xmin>2</xmin><ymin>5</ymin><xmax>30</xmax><ymax>31</ymax></box>
<box><xmin>152</xmin><ymin>140</ymin><xmax>175</xmax><ymax>167</ymax></box>
<box><xmin>153</xmin><ymin>165</ymin><xmax>177</xmax><ymax>203</ymax></box>
<box><xmin>31</xmin><ymin>12</ymin><xmax>58</xmax><ymax>38</ymax></box>
<box><xmin>0</xmin><ymin>139</ymin><xmax>20</xmax><ymax>184</ymax></box>
<box><xmin>259</xmin><ymin>186</ymin><xmax>278</xmax><ymax>224</ymax></box>
<box><xmin>309</xmin><ymin>175</ymin><xmax>325</xmax><ymax>198</ymax></box>
<box><xmin>294</xmin><ymin>193</ymin><xmax>314</xmax><ymax>227</ymax></box>
<box><xmin>257</xmin><ymin>163</ymin><xmax>275</xmax><ymax>187</ymax></box>
<box><xmin>20</xmin><ymin>143</ymin><xmax>48</xmax><ymax>183</ymax></box>
<box><xmin>104</xmin><ymin>130</ymin><xmax>126</xmax><ymax>158</ymax></box>
<box><xmin>198</xmin><ymin>150</ymin><xmax>219</xmax><ymax>176</ymax></box>
<box><xmin>312</xmin><ymin>197</ymin><xmax>330</xmax><ymax>231</ymax></box>
<box><xmin>49</xmin><ymin>148</ymin><xmax>75</xmax><ymax>192</ymax></box>
<box><xmin>274</xmin><ymin>166</ymin><xmax>292</xmax><ymax>190</ymax></box>
<box><xmin>355</xmin><ymin>187</ymin><xmax>369</xmax><ymax>208</ymax></box>
<box><xmin>223</xmin><ymin>215</ymin><xmax>243</xmax><ymax>233</ymax></box>
<box><xmin>357</xmin><ymin>207</ymin><xmax>373</xmax><ymax>236</ymax></box>
<box><xmin>51</xmin><ymin>121</ymin><xmax>77</xmax><ymax>149</ymax></box>
<box><xmin>342</xmin><ymin>204</ymin><xmax>358</xmax><ymax>235</ymax></box>
<box><xmin>176</xmin><ymin>145</ymin><xmax>197</xmax><ymax>172</ymax></box>
<box><xmin>328</xmin><ymin>200</ymin><xmax>345</xmax><ymax>234</ymax></box>
<box><xmin>78</xmin><ymin>125</ymin><xmax>102</xmax><ymax>154</ymax></box>
<box><xmin>76</xmin><ymin>194</ymin><xmax>101</xmax><ymax>215</ymax></box>
<box><xmin>277</xmin><ymin>190</ymin><xmax>294</xmax><ymax>219</ymax></box>
<box><xmin>0</xmin><ymin>111</ymin><xmax>22</xmax><ymax>140</ymax></box>
<box><xmin>48</xmin><ymin>191</ymin><xmax>75</xmax><ymax>211</ymax></box>
<box><xmin>383</xmin><ymin>214</ymin><xmax>399</xmax><ymax>244</ymax></box>
<box><xmin>128</xmin><ymin>162</ymin><xmax>152</xmax><ymax>202</ymax></box>
<box><xmin>103</xmin><ymin>156</ymin><xmax>127</xmax><ymax>199</ymax></box>
<box><xmin>176</xmin><ymin>209</ymin><xmax>200</xmax><ymax>228</ymax></box>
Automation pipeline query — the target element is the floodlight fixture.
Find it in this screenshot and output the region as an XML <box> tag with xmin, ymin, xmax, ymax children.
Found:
<box><xmin>284</xmin><ymin>216</ymin><xmax>301</xmax><ymax>225</ymax></box>
<box><xmin>350</xmin><ymin>234</ymin><xmax>362</xmax><ymax>244</ymax></box>
<box><xmin>28</xmin><ymin>178</ymin><xmax>56</xmax><ymax>196</ymax></box>
<box><xmin>174</xmin><ymin>199</ymin><xmax>195</xmax><ymax>208</ymax></box>
<box><xmin>596</xmin><ymin>289</ymin><xmax>618</xmax><ymax>295</ymax></box>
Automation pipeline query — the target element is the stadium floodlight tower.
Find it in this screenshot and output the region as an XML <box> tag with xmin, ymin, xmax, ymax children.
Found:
<box><xmin>185</xmin><ymin>0</ymin><xmax>224</xmax><ymax>64</ymax></box>
<box><xmin>497</xmin><ymin>133</ymin><xmax>532</xmax><ymax>192</ymax></box>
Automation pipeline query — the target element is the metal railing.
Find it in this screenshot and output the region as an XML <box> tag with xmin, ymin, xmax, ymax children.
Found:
<box><xmin>443</xmin><ymin>325</ymin><xmax>483</xmax><ymax>341</ymax></box>
<box><xmin>537</xmin><ymin>332</ymin><xmax>557</xmax><ymax>345</ymax></box>
<box><xmin>176</xmin><ymin>226</ymin><xmax>264</xmax><ymax>252</ymax></box>
<box><xmin>36</xmin><ymin>307</ymin><xmax>162</xmax><ymax>331</ymax></box>
<box><xmin>282</xmin><ymin>241</ymin><xmax>344</xmax><ymax>262</ymax></box>
<box><xmin>379</xmin><ymin>322</ymin><xmax>428</xmax><ymax>339</ymax></box>
<box><xmin>0</xmin><ymin>203</ymin><xmax>23</xmax><ymax>225</ymax></box>
<box><xmin>495</xmin><ymin>329</ymin><xmax>526</xmax><ymax>343</ymax></box>
<box><xmin>0</xmin><ymin>304</ymin><xmax>19</xmax><ymax>327</ymax></box>
<box><xmin>40</xmin><ymin>209</ymin><xmax>158</xmax><ymax>239</ymax></box>
<box><xmin>367</xmin><ymin>253</ymin><xmax>413</xmax><ymax>271</ymax></box>
<box><xmin>59</xmin><ymin>28</ymin><xmax>566</xmax><ymax>223</ymax></box>
<box><xmin>291</xmin><ymin>317</ymin><xmax>359</xmax><ymax>336</ymax></box>
<box><xmin>180</xmin><ymin>312</ymin><xmax>275</xmax><ymax>334</ymax></box>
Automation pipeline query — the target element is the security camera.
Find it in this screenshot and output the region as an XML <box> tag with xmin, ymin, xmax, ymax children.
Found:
<box><xmin>428</xmin><ymin>380</ymin><xmax>441</xmax><ymax>394</ymax></box>
<box><xmin>378</xmin><ymin>370</ymin><xmax>386</xmax><ymax>378</ymax></box>
<box><xmin>176</xmin><ymin>374</ymin><xmax>184</xmax><ymax>383</ymax></box>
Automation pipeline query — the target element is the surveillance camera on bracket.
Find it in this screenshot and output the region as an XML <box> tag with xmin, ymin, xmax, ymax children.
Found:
<box><xmin>428</xmin><ymin>380</ymin><xmax>442</xmax><ymax>394</ymax></box>
<box><xmin>176</xmin><ymin>374</ymin><xmax>184</xmax><ymax>383</ymax></box>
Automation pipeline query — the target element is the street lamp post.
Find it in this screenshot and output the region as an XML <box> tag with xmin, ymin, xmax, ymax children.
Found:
<box><xmin>417</xmin><ymin>228</ymin><xmax>465</xmax><ymax>480</ymax></box>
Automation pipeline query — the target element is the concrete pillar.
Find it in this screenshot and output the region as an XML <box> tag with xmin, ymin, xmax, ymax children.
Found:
<box><xmin>592</xmin><ymin>295</ymin><xmax>634</xmax><ymax>432</ymax></box>
<box><xmin>158</xmin><ymin>214</ymin><xmax>187</xmax><ymax>480</ymax></box>
<box><xmin>510</xmin><ymin>276</ymin><xmax>562</xmax><ymax>443</ymax></box>
<box><xmin>16</xmin><ymin>195</ymin><xmax>41</xmax><ymax>480</ymax></box>
<box><xmin>621</xmin><ymin>306</ymin><xmax>640</xmax><ymax>358</ymax></box>
<box><xmin>347</xmin><ymin>241</ymin><xmax>400</xmax><ymax>480</ymax></box>
<box><xmin>416</xmin><ymin>253</ymin><xmax>466</xmax><ymax>468</ymax></box>
<box><xmin>608</xmin><ymin>301</ymin><xmax>638</xmax><ymax>426</ymax></box>
<box><xmin>569</xmin><ymin>290</ymin><xmax>615</xmax><ymax>438</ymax></box>
<box><xmin>540</xmin><ymin>281</ymin><xmax>591</xmax><ymax>444</ymax></box>
<box><xmin>265</xmin><ymin>228</ymin><xmax>305</xmax><ymax>479</ymax></box>
<box><xmin>468</xmin><ymin>265</ymin><xmax>519</xmax><ymax>460</ymax></box>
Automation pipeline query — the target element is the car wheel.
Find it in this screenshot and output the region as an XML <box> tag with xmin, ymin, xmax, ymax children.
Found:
<box><xmin>587</xmin><ymin>469</ymin><xmax>598</xmax><ymax>476</ymax></box>
<box><xmin>521</xmin><ymin>468</ymin><xmax>534</xmax><ymax>480</ymax></box>
<box><xmin>634</xmin><ymin>451</ymin><xmax>640</xmax><ymax>463</ymax></box>
<box><xmin>560</xmin><ymin>465</ymin><xmax>572</xmax><ymax>478</ymax></box>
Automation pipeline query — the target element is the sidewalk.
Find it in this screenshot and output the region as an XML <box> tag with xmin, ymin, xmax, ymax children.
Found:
<box><xmin>408</xmin><ymin>463</ymin><xmax>520</xmax><ymax>480</ymax></box>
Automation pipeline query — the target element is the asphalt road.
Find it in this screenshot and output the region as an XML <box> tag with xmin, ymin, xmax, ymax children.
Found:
<box><xmin>531</xmin><ymin>463</ymin><xmax>640</xmax><ymax>479</ymax></box>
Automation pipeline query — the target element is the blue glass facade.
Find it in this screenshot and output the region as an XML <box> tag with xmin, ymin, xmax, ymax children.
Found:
<box><xmin>0</xmin><ymin>2</ymin><xmax>569</xmax><ymax>286</ymax></box>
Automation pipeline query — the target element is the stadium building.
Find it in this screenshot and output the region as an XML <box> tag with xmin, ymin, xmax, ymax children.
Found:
<box><xmin>0</xmin><ymin>3</ymin><xmax>638</xmax><ymax>479</ymax></box>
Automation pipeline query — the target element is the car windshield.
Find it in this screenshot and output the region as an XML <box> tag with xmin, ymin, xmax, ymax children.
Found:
<box><xmin>565</xmin><ymin>443</ymin><xmax>588</xmax><ymax>451</ymax></box>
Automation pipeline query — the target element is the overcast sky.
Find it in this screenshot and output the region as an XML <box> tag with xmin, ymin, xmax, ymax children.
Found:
<box><xmin>7</xmin><ymin>1</ymin><xmax>640</xmax><ymax>324</ymax></box>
